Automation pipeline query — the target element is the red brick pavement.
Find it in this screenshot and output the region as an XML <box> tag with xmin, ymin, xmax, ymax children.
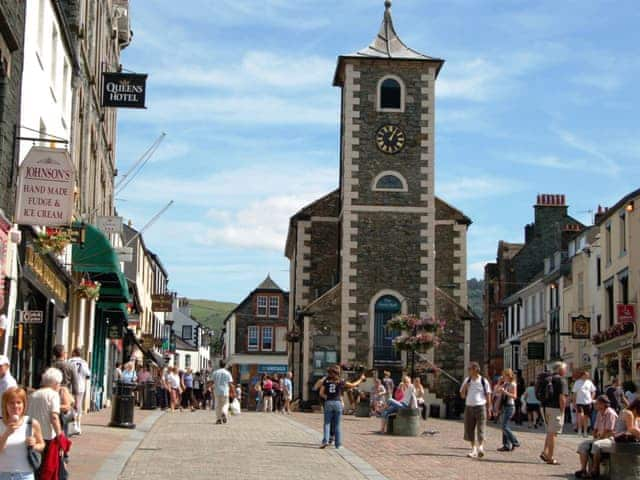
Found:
<box><xmin>292</xmin><ymin>412</ymin><xmax>585</xmax><ymax>479</ymax></box>
<box><xmin>67</xmin><ymin>407</ymin><xmax>156</xmax><ymax>479</ymax></box>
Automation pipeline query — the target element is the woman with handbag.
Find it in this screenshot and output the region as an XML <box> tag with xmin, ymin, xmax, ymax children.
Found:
<box><xmin>0</xmin><ymin>387</ymin><xmax>45</xmax><ymax>480</ymax></box>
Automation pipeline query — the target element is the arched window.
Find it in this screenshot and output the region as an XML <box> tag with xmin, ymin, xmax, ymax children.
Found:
<box><xmin>372</xmin><ymin>171</ymin><xmax>408</xmax><ymax>192</ymax></box>
<box><xmin>374</xmin><ymin>295</ymin><xmax>401</xmax><ymax>362</ymax></box>
<box><xmin>379</xmin><ymin>77</ymin><xmax>403</xmax><ymax>111</ymax></box>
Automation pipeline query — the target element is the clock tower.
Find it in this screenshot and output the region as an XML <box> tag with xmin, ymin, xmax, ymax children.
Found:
<box><xmin>333</xmin><ymin>1</ymin><xmax>444</xmax><ymax>366</ymax></box>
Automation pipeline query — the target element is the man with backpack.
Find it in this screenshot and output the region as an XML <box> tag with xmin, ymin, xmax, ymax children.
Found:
<box><xmin>460</xmin><ymin>362</ymin><xmax>492</xmax><ymax>459</ymax></box>
<box><xmin>537</xmin><ymin>361</ymin><xmax>569</xmax><ymax>465</ymax></box>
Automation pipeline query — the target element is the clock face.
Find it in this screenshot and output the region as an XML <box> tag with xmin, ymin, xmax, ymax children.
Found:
<box><xmin>376</xmin><ymin>125</ymin><xmax>406</xmax><ymax>154</ymax></box>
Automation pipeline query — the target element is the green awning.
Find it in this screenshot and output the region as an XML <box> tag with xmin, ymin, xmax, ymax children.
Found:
<box><xmin>98</xmin><ymin>302</ymin><xmax>129</xmax><ymax>326</ymax></box>
<box><xmin>72</xmin><ymin>223</ymin><xmax>130</xmax><ymax>303</ymax></box>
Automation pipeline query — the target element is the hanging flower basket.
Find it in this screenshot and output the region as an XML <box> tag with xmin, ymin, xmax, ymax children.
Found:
<box><xmin>392</xmin><ymin>333</ymin><xmax>436</xmax><ymax>352</ymax></box>
<box><xmin>285</xmin><ymin>328</ymin><xmax>301</xmax><ymax>343</ymax></box>
<box><xmin>33</xmin><ymin>228</ymin><xmax>73</xmax><ymax>256</ymax></box>
<box><xmin>592</xmin><ymin>322</ymin><xmax>634</xmax><ymax>345</ymax></box>
<box><xmin>77</xmin><ymin>279</ymin><xmax>100</xmax><ymax>300</ymax></box>
<box><xmin>391</xmin><ymin>315</ymin><xmax>446</xmax><ymax>354</ymax></box>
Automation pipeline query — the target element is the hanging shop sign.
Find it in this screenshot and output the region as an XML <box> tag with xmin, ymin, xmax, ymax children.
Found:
<box><xmin>617</xmin><ymin>304</ymin><xmax>636</xmax><ymax>324</ymax></box>
<box><xmin>102</xmin><ymin>72</ymin><xmax>147</xmax><ymax>108</ymax></box>
<box><xmin>96</xmin><ymin>216</ymin><xmax>123</xmax><ymax>235</ymax></box>
<box><xmin>15</xmin><ymin>147</ymin><xmax>75</xmax><ymax>227</ymax></box>
<box><xmin>0</xmin><ymin>216</ymin><xmax>9</xmax><ymax>310</ymax></box>
<box><xmin>107</xmin><ymin>324</ymin><xmax>123</xmax><ymax>340</ymax></box>
<box><xmin>151</xmin><ymin>294</ymin><xmax>172</xmax><ymax>312</ymax></box>
<box><xmin>114</xmin><ymin>246</ymin><xmax>133</xmax><ymax>263</ymax></box>
<box><xmin>571</xmin><ymin>314</ymin><xmax>591</xmax><ymax>339</ymax></box>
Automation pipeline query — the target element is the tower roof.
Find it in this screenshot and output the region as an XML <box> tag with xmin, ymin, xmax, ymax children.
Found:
<box><xmin>334</xmin><ymin>1</ymin><xmax>444</xmax><ymax>86</ymax></box>
<box><xmin>256</xmin><ymin>274</ymin><xmax>282</xmax><ymax>291</ymax></box>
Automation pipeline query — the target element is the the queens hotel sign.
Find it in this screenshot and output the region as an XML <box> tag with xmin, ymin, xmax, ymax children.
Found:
<box><xmin>102</xmin><ymin>72</ymin><xmax>147</xmax><ymax>108</ymax></box>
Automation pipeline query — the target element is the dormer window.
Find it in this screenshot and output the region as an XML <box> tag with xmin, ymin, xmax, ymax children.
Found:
<box><xmin>378</xmin><ymin>75</ymin><xmax>404</xmax><ymax>112</ymax></box>
<box><xmin>372</xmin><ymin>171</ymin><xmax>408</xmax><ymax>192</ymax></box>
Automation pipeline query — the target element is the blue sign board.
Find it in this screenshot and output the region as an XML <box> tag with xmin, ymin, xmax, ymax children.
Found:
<box><xmin>257</xmin><ymin>364</ymin><xmax>288</xmax><ymax>374</ymax></box>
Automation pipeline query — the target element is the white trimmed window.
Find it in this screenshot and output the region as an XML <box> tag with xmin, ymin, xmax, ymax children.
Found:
<box><xmin>372</xmin><ymin>171</ymin><xmax>408</xmax><ymax>192</ymax></box>
<box><xmin>248</xmin><ymin>326</ymin><xmax>259</xmax><ymax>351</ymax></box>
<box><xmin>269</xmin><ymin>297</ymin><xmax>279</xmax><ymax>317</ymax></box>
<box><xmin>377</xmin><ymin>75</ymin><xmax>405</xmax><ymax>112</ymax></box>
<box><xmin>262</xmin><ymin>327</ymin><xmax>273</xmax><ymax>351</ymax></box>
<box><xmin>257</xmin><ymin>296</ymin><xmax>267</xmax><ymax>316</ymax></box>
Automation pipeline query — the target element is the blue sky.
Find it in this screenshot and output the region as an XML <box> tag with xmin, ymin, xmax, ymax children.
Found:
<box><xmin>115</xmin><ymin>0</ymin><xmax>640</xmax><ymax>303</ymax></box>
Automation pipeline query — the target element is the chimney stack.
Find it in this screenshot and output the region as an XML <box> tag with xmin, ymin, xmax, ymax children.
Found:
<box><xmin>536</xmin><ymin>194</ymin><xmax>566</xmax><ymax>207</ymax></box>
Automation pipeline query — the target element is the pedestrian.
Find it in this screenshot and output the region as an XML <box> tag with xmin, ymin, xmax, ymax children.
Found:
<box><xmin>155</xmin><ymin>368</ymin><xmax>169</xmax><ymax>410</ymax></box>
<box><xmin>573</xmin><ymin>371</ymin><xmax>596</xmax><ymax>437</ymax></box>
<box><xmin>605</xmin><ymin>377</ymin><xmax>624</xmax><ymax>412</ymax></box>
<box><xmin>319</xmin><ymin>366</ymin><xmax>366</xmax><ymax>449</ymax></box>
<box><xmin>193</xmin><ymin>372</ymin><xmax>204</xmax><ymax>409</ymax></box>
<box><xmin>0</xmin><ymin>356</ymin><xmax>17</xmax><ymax>406</ymax></box>
<box><xmin>272</xmin><ymin>374</ymin><xmax>283</xmax><ymax>413</ymax></box>
<box><xmin>182</xmin><ymin>369</ymin><xmax>196</xmax><ymax>412</ymax></box>
<box><xmin>211</xmin><ymin>361</ymin><xmax>234</xmax><ymax>424</ymax></box>
<box><xmin>0</xmin><ymin>387</ymin><xmax>45</xmax><ymax>479</ymax></box>
<box><xmin>27</xmin><ymin>368</ymin><xmax>68</xmax><ymax>480</ymax></box>
<box><xmin>167</xmin><ymin>367</ymin><xmax>181</xmax><ymax>412</ymax></box>
<box><xmin>51</xmin><ymin>345</ymin><xmax>79</xmax><ymax>396</ymax></box>
<box><xmin>254</xmin><ymin>380</ymin><xmax>262</xmax><ymax>412</ymax></box>
<box><xmin>120</xmin><ymin>362</ymin><xmax>137</xmax><ymax>384</ymax></box>
<box><xmin>523</xmin><ymin>380</ymin><xmax>542</xmax><ymax>428</ymax></box>
<box><xmin>370</xmin><ymin>379</ymin><xmax>386</xmax><ymax>416</ymax></box>
<box><xmin>495</xmin><ymin>368</ymin><xmax>520</xmax><ymax>451</ymax></box>
<box><xmin>460</xmin><ymin>361</ymin><xmax>492</xmax><ymax>459</ymax></box>
<box><xmin>283</xmin><ymin>372</ymin><xmax>293</xmax><ymax>414</ymax></box>
<box><xmin>68</xmin><ymin>348</ymin><xmax>91</xmax><ymax>435</ymax></box>
<box><xmin>414</xmin><ymin>377</ymin><xmax>427</xmax><ymax>421</ymax></box>
<box><xmin>538</xmin><ymin>361</ymin><xmax>569</xmax><ymax>465</ymax></box>
<box><xmin>262</xmin><ymin>376</ymin><xmax>273</xmax><ymax>413</ymax></box>
<box><xmin>574</xmin><ymin>395</ymin><xmax>620</xmax><ymax>478</ymax></box>
<box><xmin>515</xmin><ymin>371</ymin><xmax>526</xmax><ymax>425</ymax></box>
<box><xmin>382</xmin><ymin>371</ymin><xmax>394</xmax><ymax>404</ymax></box>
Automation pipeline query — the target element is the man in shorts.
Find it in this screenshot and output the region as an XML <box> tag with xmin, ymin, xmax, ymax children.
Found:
<box><xmin>573</xmin><ymin>371</ymin><xmax>596</xmax><ymax>437</ymax></box>
<box><xmin>541</xmin><ymin>361</ymin><xmax>569</xmax><ymax>465</ymax></box>
<box><xmin>460</xmin><ymin>362</ymin><xmax>492</xmax><ymax>459</ymax></box>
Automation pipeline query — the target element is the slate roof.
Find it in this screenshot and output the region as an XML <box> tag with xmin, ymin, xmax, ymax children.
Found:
<box><xmin>334</xmin><ymin>1</ymin><xmax>444</xmax><ymax>85</ymax></box>
<box><xmin>256</xmin><ymin>274</ymin><xmax>281</xmax><ymax>291</ymax></box>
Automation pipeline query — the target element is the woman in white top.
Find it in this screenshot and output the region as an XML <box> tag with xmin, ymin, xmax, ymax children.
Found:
<box><xmin>0</xmin><ymin>387</ymin><xmax>45</xmax><ymax>479</ymax></box>
<box><xmin>414</xmin><ymin>378</ymin><xmax>427</xmax><ymax>420</ymax></box>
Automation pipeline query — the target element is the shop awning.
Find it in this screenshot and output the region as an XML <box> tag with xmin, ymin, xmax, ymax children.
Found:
<box><xmin>98</xmin><ymin>302</ymin><xmax>129</xmax><ymax>326</ymax></box>
<box><xmin>72</xmin><ymin>223</ymin><xmax>130</xmax><ymax>303</ymax></box>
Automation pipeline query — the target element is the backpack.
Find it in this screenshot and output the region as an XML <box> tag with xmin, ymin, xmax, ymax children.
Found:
<box><xmin>535</xmin><ymin>372</ymin><xmax>554</xmax><ymax>405</ymax></box>
<box><xmin>465</xmin><ymin>376</ymin><xmax>489</xmax><ymax>398</ymax></box>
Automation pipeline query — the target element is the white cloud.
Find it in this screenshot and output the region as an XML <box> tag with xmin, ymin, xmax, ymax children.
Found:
<box><xmin>511</xmin><ymin>153</ymin><xmax>618</xmax><ymax>176</ymax></box>
<box><xmin>554</xmin><ymin>129</ymin><xmax>621</xmax><ymax>176</ymax></box>
<box><xmin>571</xmin><ymin>73</ymin><xmax>622</xmax><ymax>93</ymax></box>
<box><xmin>437</xmin><ymin>175</ymin><xmax>524</xmax><ymax>201</ymax></box>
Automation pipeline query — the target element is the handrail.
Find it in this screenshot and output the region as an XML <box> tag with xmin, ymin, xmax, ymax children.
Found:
<box><xmin>416</xmin><ymin>353</ymin><xmax>461</xmax><ymax>385</ymax></box>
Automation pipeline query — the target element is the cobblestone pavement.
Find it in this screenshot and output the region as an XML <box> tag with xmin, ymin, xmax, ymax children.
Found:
<box><xmin>291</xmin><ymin>412</ymin><xmax>586</xmax><ymax>480</ymax></box>
<box><xmin>119</xmin><ymin>411</ymin><xmax>372</xmax><ymax>480</ymax></box>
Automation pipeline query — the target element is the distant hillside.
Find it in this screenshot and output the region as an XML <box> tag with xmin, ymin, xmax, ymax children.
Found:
<box><xmin>188</xmin><ymin>299</ymin><xmax>237</xmax><ymax>333</ymax></box>
<box><xmin>467</xmin><ymin>278</ymin><xmax>483</xmax><ymax>318</ymax></box>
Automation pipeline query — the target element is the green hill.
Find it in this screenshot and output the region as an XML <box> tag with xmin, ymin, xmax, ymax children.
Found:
<box><xmin>188</xmin><ymin>299</ymin><xmax>237</xmax><ymax>333</ymax></box>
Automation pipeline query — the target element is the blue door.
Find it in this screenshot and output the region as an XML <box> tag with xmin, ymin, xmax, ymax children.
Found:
<box><xmin>373</xmin><ymin>296</ymin><xmax>401</xmax><ymax>364</ymax></box>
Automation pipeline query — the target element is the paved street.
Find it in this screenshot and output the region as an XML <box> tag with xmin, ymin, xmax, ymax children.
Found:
<box><xmin>119</xmin><ymin>411</ymin><xmax>374</xmax><ymax>480</ymax></box>
<box><xmin>293</xmin><ymin>412</ymin><xmax>585</xmax><ymax>480</ymax></box>
<box><xmin>113</xmin><ymin>409</ymin><xmax>590</xmax><ymax>480</ymax></box>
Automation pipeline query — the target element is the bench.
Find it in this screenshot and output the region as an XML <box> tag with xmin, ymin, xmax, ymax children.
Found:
<box><xmin>610</xmin><ymin>442</ymin><xmax>640</xmax><ymax>480</ymax></box>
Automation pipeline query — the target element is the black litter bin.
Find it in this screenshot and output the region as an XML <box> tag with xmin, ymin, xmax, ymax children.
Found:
<box><xmin>110</xmin><ymin>382</ymin><xmax>136</xmax><ymax>429</ymax></box>
<box><xmin>141</xmin><ymin>381</ymin><xmax>157</xmax><ymax>410</ymax></box>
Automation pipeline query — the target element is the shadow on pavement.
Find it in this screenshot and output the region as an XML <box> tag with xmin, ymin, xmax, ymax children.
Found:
<box><xmin>267</xmin><ymin>441</ymin><xmax>323</xmax><ymax>449</ymax></box>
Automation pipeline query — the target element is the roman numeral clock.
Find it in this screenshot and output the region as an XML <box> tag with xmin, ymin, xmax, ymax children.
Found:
<box><xmin>376</xmin><ymin>124</ymin><xmax>406</xmax><ymax>154</ymax></box>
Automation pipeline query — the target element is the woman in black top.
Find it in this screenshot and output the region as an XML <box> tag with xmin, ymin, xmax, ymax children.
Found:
<box><xmin>319</xmin><ymin>366</ymin><xmax>365</xmax><ymax>449</ymax></box>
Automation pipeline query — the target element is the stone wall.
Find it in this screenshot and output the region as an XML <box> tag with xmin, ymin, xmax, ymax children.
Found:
<box><xmin>0</xmin><ymin>1</ymin><xmax>25</xmax><ymax>218</ymax></box>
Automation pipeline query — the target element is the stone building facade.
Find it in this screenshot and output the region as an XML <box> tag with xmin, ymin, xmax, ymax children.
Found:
<box><xmin>286</xmin><ymin>3</ymin><xmax>478</xmax><ymax>404</ymax></box>
<box><xmin>484</xmin><ymin>194</ymin><xmax>585</xmax><ymax>379</ymax></box>
<box><xmin>223</xmin><ymin>276</ymin><xmax>289</xmax><ymax>409</ymax></box>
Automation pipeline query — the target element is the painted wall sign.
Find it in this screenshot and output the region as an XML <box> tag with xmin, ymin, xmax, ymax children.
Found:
<box><xmin>15</xmin><ymin>147</ymin><xmax>75</xmax><ymax>227</ymax></box>
<box><xmin>102</xmin><ymin>72</ymin><xmax>147</xmax><ymax>108</ymax></box>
